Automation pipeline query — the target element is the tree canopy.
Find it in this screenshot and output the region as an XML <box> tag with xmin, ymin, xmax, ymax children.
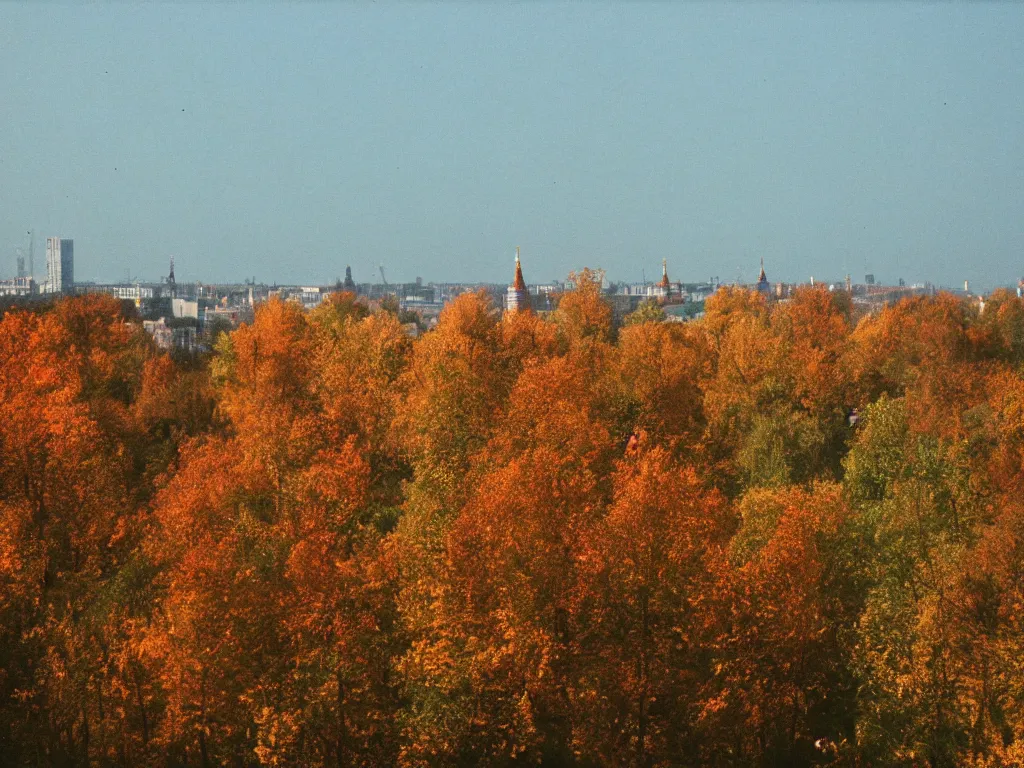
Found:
<box><xmin>4</xmin><ymin>284</ymin><xmax>1024</xmax><ymax>767</ymax></box>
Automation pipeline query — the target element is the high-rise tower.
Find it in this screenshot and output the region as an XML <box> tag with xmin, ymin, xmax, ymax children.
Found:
<box><xmin>45</xmin><ymin>238</ymin><xmax>74</xmax><ymax>294</ymax></box>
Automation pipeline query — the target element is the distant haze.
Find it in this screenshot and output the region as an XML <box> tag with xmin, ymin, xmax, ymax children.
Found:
<box><xmin>1</xmin><ymin>3</ymin><xmax>1022</xmax><ymax>289</ymax></box>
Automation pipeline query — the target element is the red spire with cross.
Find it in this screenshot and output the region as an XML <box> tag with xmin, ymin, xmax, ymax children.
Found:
<box><xmin>657</xmin><ymin>258</ymin><xmax>670</xmax><ymax>289</ymax></box>
<box><xmin>506</xmin><ymin>246</ymin><xmax>531</xmax><ymax>314</ymax></box>
<box><xmin>513</xmin><ymin>246</ymin><xmax>527</xmax><ymax>291</ymax></box>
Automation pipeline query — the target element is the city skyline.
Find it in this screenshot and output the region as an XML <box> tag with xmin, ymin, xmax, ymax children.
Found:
<box><xmin>0</xmin><ymin>238</ymin><xmax>965</xmax><ymax>294</ymax></box>
<box><xmin>0</xmin><ymin>234</ymin><xmax>1005</xmax><ymax>295</ymax></box>
<box><xmin>2</xmin><ymin>4</ymin><xmax>1023</xmax><ymax>289</ymax></box>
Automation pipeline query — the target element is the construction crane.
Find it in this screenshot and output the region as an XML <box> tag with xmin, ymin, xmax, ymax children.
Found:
<box><xmin>379</xmin><ymin>264</ymin><xmax>388</xmax><ymax>287</ymax></box>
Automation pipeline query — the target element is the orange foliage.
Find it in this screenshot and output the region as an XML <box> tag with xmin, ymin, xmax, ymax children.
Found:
<box><xmin>8</xmin><ymin>285</ymin><xmax>1024</xmax><ymax>767</ymax></box>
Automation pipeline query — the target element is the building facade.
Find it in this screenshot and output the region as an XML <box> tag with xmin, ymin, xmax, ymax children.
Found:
<box><xmin>143</xmin><ymin>318</ymin><xmax>197</xmax><ymax>352</ymax></box>
<box><xmin>0</xmin><ymin>276</ymin><xmax>37</xmax><ymax>297</ymax></box>
<box><xmin>79</xmin><ymin>283</ymin><xmax>161</xmax><ymax>301</ymax></box>
<box><xmin>172</xmin><ymin>297</ymin><xmax>201</xmax><ymax>321</ymax></box>
<box><xmin>45</xmin><ymin>238</ymin><xmax>74</xmax><ymax>294</ymax></box>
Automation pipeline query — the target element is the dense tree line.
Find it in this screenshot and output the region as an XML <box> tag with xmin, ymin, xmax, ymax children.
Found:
<box><xmin>4</xmin><ymin>277</ymin><xmax>1024</xmax><ymax>766</ymax></box>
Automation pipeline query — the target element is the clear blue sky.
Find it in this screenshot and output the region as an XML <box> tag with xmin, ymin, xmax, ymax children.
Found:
<box><xmin>1</xmin><ymin>3</ymin><xmax>1022</xmax><ymax>289</ymax></box>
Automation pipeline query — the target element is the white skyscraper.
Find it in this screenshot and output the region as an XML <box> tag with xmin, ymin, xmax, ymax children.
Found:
<box><xmin>45</xmin><ymin>238</ymin><xmax>74</xmax><ymax>294</ymax></box>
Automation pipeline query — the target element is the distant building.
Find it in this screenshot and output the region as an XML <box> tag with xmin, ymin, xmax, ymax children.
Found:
<box><xmin>300</xmin><ymin>286</ymin><xmax>330</xmax><ymax>308</ymax></box>
<box><xmin>526</xmin><ymin>283</ymin><xmax>559</xmax><ymax>312</ymax></box>
<box><xmin>607</xmin><ymin>293</ymin><xmax>649</xmax><ymax>319</ymax></box>
<box><xmin>205</xmin><ymin>305</ymin><xmax>251</xmax><ymax>329</ymax></box>
<box><xmin>505</xmin><ymin>247</ymin><xmax>530</xmax><ymax>313</ymax></box>
<box><xmin>44</xmin><ymin>238</ymin><xmax>74</xmax><ymax>294</ymax></box>
<box><xmin>654</xmin><ymin>258</ymin><xmax>672</xmax><ymax>299</ymax></box>
<box><xmin>755</xmin><ymin>257</ymin><xmax>770</xmax><ymax>296</ymax></box>
<box><xmin>143</xmin><ymin>318</ymin><xmax>197</xmax><ymax>352</ymax></box>
<box><xmin>687</xmin><ymin>283</ymin><xmax>717</xmax><ymax>303</ymax></box>
<box><xmin>172</xmin><ymin>297</ymin><xmax>201</xmax><ymax>322</ymax></box>
<box><xmin>79</xmin><ymin>283</ymin><xmax>160</xmax><ymax>302</ymax></box>
<box><xmin>617</xmin><ymin>262</ymin><xmax>684</xmax><ymax>301</ymax></box>
<box><xmin>775</xmin><ymin>282</ymin><xmax>794</xmax><ymax>300</ymax></box>
<box><xmin>0</xmin><ymin>276</ymin><xmax>37</xmax><ymax>297</ymax></box>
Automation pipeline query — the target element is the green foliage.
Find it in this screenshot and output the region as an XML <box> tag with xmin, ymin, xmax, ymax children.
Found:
<box><xmin>843</xmin><ymin>395</ymin><xmax>910</xmax><ymax>502</ymax></box>
<box><xmin>736</xmin><ymin>404</ymin><xmax>828</xmax><ymax>488</ymax></box>
<box><xmin>624</xmin><ymin>298</ymin><xmax>666</xmax><ymax>326</ymax></box>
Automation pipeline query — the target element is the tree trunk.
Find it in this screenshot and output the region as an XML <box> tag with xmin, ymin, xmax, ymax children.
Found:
<box><xmin>133</xmin><ymin>667</ymin><xmax>150</xmax><ymax>747</ymax></box>
<box><xmin>336</xmin><ymin>671</ymin><xmax>348</xmax><ymax>768</ymax></box>
<box><xmin>637</xmin><ymin>587</ymin><xmax>650</xmax><ymax>768</ymax></box>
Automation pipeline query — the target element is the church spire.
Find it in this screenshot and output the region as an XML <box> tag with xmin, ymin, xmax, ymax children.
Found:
<box><xmin>512</xmin><ymin>246</ymin><xmax>526</xmax><ymax>291</ymax></box>
<box><xmin>506</xmin><ymin>246</ymin><xmax>530</xmax><ymax>313</ymax></box>
<box><xmin>756</xmin><ymin>256</ymin><xmax>770</xmax><ymax>296</ymax></box>
<box><xmin>658</xmin><ymin>257</ymin><xmax>670</xmax><ymax>288</ymax></box>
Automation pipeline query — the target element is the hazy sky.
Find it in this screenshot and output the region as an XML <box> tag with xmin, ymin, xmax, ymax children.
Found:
<box><xmin>1</xmin><ymin>3</ymin><xmax>1022</xmax><ymax>288</ymax></box>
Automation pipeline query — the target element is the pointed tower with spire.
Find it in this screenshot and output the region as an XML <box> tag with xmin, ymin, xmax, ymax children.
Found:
<box><xmin>168</xmin><ymin>255</ymin><xmax>176</xmax><ymax>299</ymax></box>
<box><xmin>756</xmin><ymin>256</ymin><xmax>770</xmax><ymax>296</ymax></box>
<box><xmin>506</xmin><ymin>246</ymin><xmax>531</xmax><ymax>314</ymax></box>
<box><xmin>655</xmin><ymin>258</ymin><xmax>672</xmax><ymax>299</ymax></box>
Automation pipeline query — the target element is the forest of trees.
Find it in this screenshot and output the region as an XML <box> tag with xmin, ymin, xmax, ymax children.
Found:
<box><xmin>5</xmin><ymin>274</ymin><xmax>1024</xmax><ymax>767</ymax></box>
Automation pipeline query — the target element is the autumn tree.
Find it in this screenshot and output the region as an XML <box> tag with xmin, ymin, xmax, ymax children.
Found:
<box><xmin>843</xmin><ymin>393</ymin><xmax>997</xmax><ymax>766</ymax></box>
<box><xmin>848</xmin><ymin>294</ymin><xmax>981</xmax><ymax>438</ymax></box>
<box><xmin>701</xmin><ymin>285</ymin><xmax>769</xmax><ymax>342</ymax></box>
<box><xmin>708</xmin><ymin>483</ymin><xmax>860</xmax><ymax>765</ymax></box>
<box><xmin>569</xmin><ymin>443</ymin><xmax>732</xmax><ymax>766</ymax></box>
<box><xmin>701</xmin><ymin>293</ymin><xmax>799</xmax><ymax>492</ymax></box>
<box><xmin>0</xmin><ymin>296</ymin><xmax>156</xmax><ymax>765</ymax></box>
<box><xmin>397</xmin><ymin>353</ymin><xmax>616</xmax><ymax>766</ymax></box>
<box><xmin>602</xmin><ymin>321</ymin><xmax>711</xmax><ymax>453</ymax></box>
<box><xmin>623</xmin><ymin>299</ymin><xmax>666</xmax><ymax>326</ymax></box>
<box><xmin>142</xmin><ymin>296</ymin><xmax>409</xmax><ymax>766</ymax></box>
<box><xmin>394</xmin><ymin>290</ymin><xmax>512</xmax><ymax>512</ymax></box>
<box><xmin>9</xmin><ymin>282</ymin><xmax>1024</xmax><ymax>768</ymax></box>
<box><xmin>553</xmin><ymin>268</ymin><xmax>614</xmax><ymax>347</ymax></box>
